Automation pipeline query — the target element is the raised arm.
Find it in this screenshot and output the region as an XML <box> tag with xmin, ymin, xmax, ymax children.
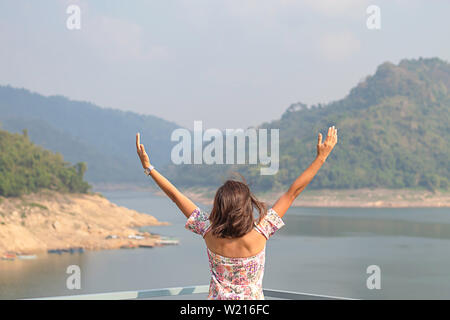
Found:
<box><xmin>136</xmin><ymin>133</ymin><xmax>197</xmax><ymax>218</ymax></box>
<box><xmin>272</xmin><ymin>126</ymin><xmax>337</xmax><ymax>218</ymax></box>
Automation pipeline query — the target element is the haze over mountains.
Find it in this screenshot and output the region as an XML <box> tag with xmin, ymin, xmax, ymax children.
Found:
<box><xmin>166</xmin><ymin>57</ymin><xmax>450</xmax><ymax>192</ymax></box>
<box><xmin>0</xmin><ymin>57</ymin><xmax>449</xmax><ymax>192</ymax></box>
<box><xmin>0</xmin><ymin>87</ymin><xmax>180</xmax><ymax>184</ymax></box>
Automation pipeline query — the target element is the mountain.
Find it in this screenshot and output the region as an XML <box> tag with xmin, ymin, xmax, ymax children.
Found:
<box><xmin>167</xmin><ymin>57</ymin><xmax>450</xmax><ymax>192</ymax></box>
<box><xmin>0</xmin><ymin>86</ymin><xmax>181</xmax><ymax>184</ymax></box>
<box><xmin>0</xmin><ymin>128</ymin><xmax>90</xmax><ymax>197</ymax></box>
<box><xmin>1</xmin><ymin>57</ymin><xmax>448</xmax><ymax>192</ymax></box>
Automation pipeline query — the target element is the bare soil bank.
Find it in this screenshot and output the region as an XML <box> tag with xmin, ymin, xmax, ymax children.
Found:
<box><xmin>0</xmin><ymin>191</ymin><xmax>167</xmax><ymax>254</ymax></box>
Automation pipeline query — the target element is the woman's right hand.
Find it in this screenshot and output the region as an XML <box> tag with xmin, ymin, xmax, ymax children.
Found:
<box><xmin>136</xmin><ymin>133</ymin><xmax>151</xmax><ymax>169</ymax></box>
<box><xmin>317</xmin><ymin>126</ymin><xmax>337</xmax><ymax>162</ymax></box>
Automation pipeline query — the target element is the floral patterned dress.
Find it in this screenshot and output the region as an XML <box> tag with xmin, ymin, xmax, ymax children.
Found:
<box><xmin>185</xmin><ymin>207</ymin><xmax>285</xmax><ymax>300</ymax></box>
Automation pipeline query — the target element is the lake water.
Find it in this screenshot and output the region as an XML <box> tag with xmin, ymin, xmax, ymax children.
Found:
<box><xmin>1</xmin><ymin>190</ymin><xmax>450</xmax><ymax>299</ymax></box>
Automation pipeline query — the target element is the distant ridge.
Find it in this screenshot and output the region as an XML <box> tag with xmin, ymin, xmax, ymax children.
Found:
<box><xmin>0</xmin><ymin>86</ymin><xmax>182</xmax><ymax>184</ymax></box>
<box><xmin>167</xmin><ymin>57</ymin><xmax>450</xmax><ymax>192</ymax></box>
<box><xmin>1</xmin><ymin>57</ymin><xmax>449</xmax><ymax>192</ymax></box>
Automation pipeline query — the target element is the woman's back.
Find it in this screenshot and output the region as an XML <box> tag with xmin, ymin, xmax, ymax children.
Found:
<box><xmin>204</xmin><ymin>227</ymin><xmax>266</xmax><ymax>258</ymax></box>
<box><xmin>186</xmin><ymin>207</ymin><xmax>285</xmax><ymax>300</ymax></box>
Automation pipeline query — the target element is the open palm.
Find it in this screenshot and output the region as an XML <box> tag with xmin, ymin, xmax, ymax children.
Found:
<box><xmin>317</xmin><ymin>126</ymin><xmax>337</xmax><ymax>161</ymax></box>
<box><xmin>136</xmin><ymin>133</ymin><xmax>151</xmax><ymax>169</ymax></box>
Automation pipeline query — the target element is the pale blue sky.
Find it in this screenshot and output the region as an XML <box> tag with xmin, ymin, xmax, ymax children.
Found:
<box><xmin>0</xmin><ymin>0</ymin><xmax>449</xmax><ymax>129</ymax></box>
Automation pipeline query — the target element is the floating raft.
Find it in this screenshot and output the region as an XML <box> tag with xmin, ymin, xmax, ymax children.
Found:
<box><xmin>48</xmin><ymin>247</ymin><xmax>84</xmax><ymax>254</ymax></box>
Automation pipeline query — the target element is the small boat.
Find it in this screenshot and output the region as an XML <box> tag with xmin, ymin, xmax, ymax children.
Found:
<box><xmin>120</xmin><ymin>244</ymin><xmax>138</xmax><ymax>249</ymax></box>
<box><xmin>17</xmin><ymin>254</ymin><xmax>37</xmax><ymax>260</ymax></box>
<box><xmin>48</xmin><ymin>249</ymin><xmax>63</xmax><ymax>254</ymax></box>
<box><xmin>1</xmin><ymin>257</ymin><xmax>15</xmax><ymax>261</ymax></box>
<box><xmin>1</xmin><ymin>252</ymin><xmax>17</xmax><ymax>261</ymax></box>
<box><xmin>68</xmin><ymin>247</ymin><xmax>84</xmax><ymax>254</ymax></box>
<box><xmin>158</xmin><ymin>238</ymin><xmax>179</xmax><ymax>246</ymax></box>
<box><xmin>128</xmin><ymin>235</ymin><xmax>145</xmax><ymax>240</ymax></box>
<box><xmin>138</xmin><ymin>244</ymin><xmax>154</xmax><ymax>248</ymax></box>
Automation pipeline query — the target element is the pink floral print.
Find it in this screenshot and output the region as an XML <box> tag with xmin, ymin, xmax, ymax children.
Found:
<box><xmin>253</xmin><ymin>208</ymin><xmax>284</xmax><ymax>239</ymax></box>
<box><xmin>185</xmin><ymin>207</ymin><xmax>285</xmax><ymax>300</ymax></box>
<box><xmin>185</xmin><ymin>207</ymin><xmax>210</xmax><ymax>235</ymax></box>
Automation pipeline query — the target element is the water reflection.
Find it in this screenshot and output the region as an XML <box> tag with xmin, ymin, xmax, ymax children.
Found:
<box><xmin>0</xmin><ymin>253</ymin><xmax>86</xmax><ymax>299</ymax></box>
<box><xmin>1</xmin><ymin>191</ymin><xmax>449</xmax><ymax>300</ymax></box>
<box><xmin>280</xmin><ymin>214</ymin><xmax>450</xmax><ymax>239</ymax></box>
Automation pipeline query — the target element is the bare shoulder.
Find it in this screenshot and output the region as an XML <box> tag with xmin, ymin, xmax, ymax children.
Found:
<box><xmin>204</xmin><ymin>229</ymin><xmax>266</xmax><ymax>258</ymax></box>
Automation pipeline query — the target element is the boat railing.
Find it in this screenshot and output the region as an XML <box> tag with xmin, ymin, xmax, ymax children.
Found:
<box><xmin>30</xmin><ymin>284</ymin><xmax>357</xmax><ymax>300</ymax></box>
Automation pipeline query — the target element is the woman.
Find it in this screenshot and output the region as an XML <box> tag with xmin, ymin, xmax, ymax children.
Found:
<box><xmin>136</xmin><ymin>126</ymin><xmax>337</xmax><ymax>300</ymax></box>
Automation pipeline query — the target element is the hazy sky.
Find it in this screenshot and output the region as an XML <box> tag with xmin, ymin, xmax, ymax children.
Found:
<box><xmin>1</xmin><ymin>0</ymin><xmax>449</xmax><ymax>129</ymax></box>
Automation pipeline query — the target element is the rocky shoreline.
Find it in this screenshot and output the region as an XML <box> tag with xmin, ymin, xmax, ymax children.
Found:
<box><xmin>0</xmin><ymin>191</ymin><xmax>168</xmax><ymax>256</ymax></box>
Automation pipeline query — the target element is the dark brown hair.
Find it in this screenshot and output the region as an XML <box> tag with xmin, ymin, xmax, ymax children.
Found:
<box><xmin>209</xmin><ymin>177</ymin><xmax>267</xmax><ymax>238</ymax></box>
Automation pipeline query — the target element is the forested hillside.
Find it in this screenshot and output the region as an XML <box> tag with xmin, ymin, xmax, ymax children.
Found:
<box><xmin>0</xmin><ymin>129</ymin><xmax>90</xmax><ymax>196</ymax></box>
<box><xmin>167</xmin><ymin>58</ymin><xmax>450</xmax><ymax>192</ymax></box>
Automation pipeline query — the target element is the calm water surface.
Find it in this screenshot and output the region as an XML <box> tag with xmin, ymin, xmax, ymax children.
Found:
<box><xmin>1</xmin><ymin>190</ymin><xmax>450</xmax><ymax>299</ymax></box>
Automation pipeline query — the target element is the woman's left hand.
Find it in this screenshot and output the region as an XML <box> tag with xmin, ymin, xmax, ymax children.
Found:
<box><xmin>136</xmin><ymin>133</ymin><xmax>151</xmax><ymax>169</ymax></box>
